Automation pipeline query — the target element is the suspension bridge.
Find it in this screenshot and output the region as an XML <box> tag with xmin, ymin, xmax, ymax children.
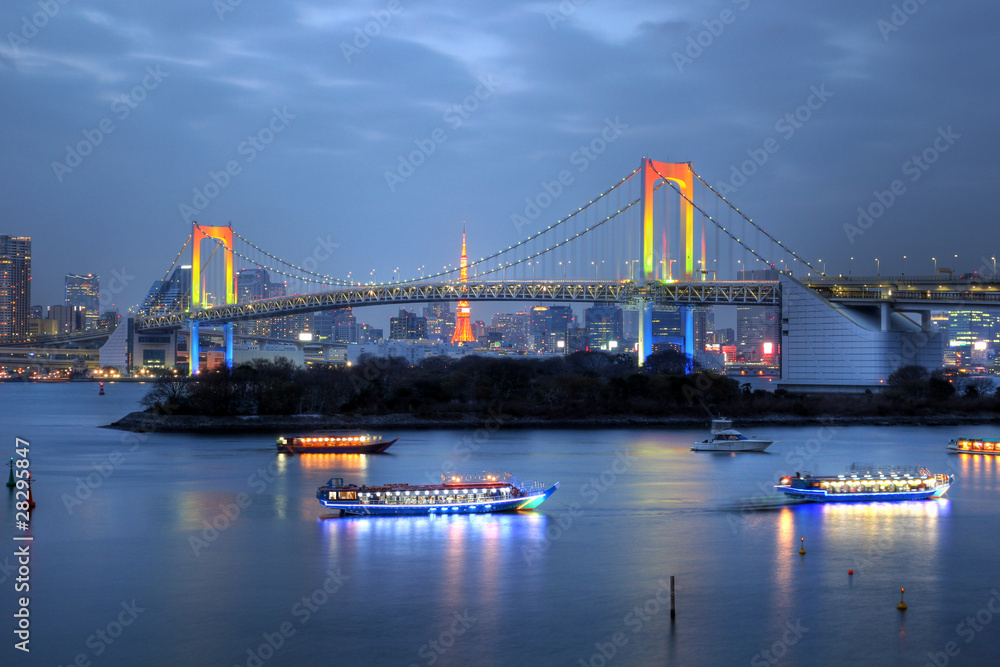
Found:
<box><xmin>130</xmin><ymin>157</ymin><xmax>997</xmax><ymax>389</ymax></box>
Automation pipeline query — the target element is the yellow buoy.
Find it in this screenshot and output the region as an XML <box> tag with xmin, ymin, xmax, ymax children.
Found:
<box><xmin>799</xmin><ymin>537</ymin><xmax>806</xmax><ymax>555</ymax></box>
<box><xmin>897</xmin><ymin>587</ymin><xmax>907</xmax><ymax>611</ymax></box>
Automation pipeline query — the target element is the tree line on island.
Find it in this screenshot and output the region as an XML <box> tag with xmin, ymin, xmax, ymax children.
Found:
<box><xmin>139</xmin><ymin>351</ymin><xmax>999</xmax><ymax>420</ymax></box>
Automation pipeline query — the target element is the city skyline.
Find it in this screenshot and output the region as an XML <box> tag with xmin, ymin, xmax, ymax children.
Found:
<box><xmin>1</xmin><ymin>2</ymin><xmax>997</xmax><ymax>313</ymax></box>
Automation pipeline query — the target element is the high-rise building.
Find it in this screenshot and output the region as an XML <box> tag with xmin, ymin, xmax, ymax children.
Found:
<box><xmin>48</xmin><ymin>304</ymin><xmax>86</xmax><ymax>334</ymax></box>
<box><xmin>531</xmin><ymin>305</ymin><xmax>574</xmax><ymax>351</ymax></box>
<box><xmin>585</xmin><ymin>303</ymin><xmax>624</xmax><ymax>350</ymax></box>
<box><xmin>737</xmin><ymin>305</ymin><xmax>780</xmax><ymax>362</ymax></box>
<box><xmin>424</xmin><ymin>303</ymin><xmax>455</xmax><ymax>341</ymax></box>
<box><xmin>65</xmin><ymin>273</ymin><xmax>100</xmax><ymax>330</ymax></box>
<box><xmin>492</xmin><ymin>312</ymin><xmax>530</xmax><ymax>350</ymax></box>
<box><xmin>139</xmin><ymin>266</ymin><xmax>191</xmax><ymax>316</ymax></box>
<box><xmin>0</xmin><ymin>235</ymin><xmax>31</xmax><ymax>342</ymax></box>
<box><xmin>390</xmin><ymin>309</ymin><xmax>427</xmax><ymax>340</ymax></box>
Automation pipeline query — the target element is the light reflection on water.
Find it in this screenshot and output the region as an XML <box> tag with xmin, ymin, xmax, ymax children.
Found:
<box><xmin>4</xmin><ymin>383</ymin><xmax>1000</xmax><ymax>666</ymax></box>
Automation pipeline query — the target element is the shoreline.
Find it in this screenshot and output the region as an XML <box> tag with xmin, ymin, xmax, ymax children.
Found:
<box><xmin>104</xmin><ymin>411</ymin><xmax>1000</xmax><ymax>433</ymax></box>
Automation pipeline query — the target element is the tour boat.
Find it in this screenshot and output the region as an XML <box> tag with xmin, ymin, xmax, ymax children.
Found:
<box><xmin>317</xmin><ymin>471</ymin><xmax>559</xmax><ymax>516</ymax></box>
<box><xmin>774</xmin><ymin>464</ymin><xmax>953</xmax><ymax>502</ymax></box>
<box><xmin>947</xmin><ymin>437</ymin><xmax>1000</xmax><ymax>455</ymax></box>
<box><xmin>277</xmin><ymin>431</ymin><xmax>397</xmax><ymax>454</ymax></box>
<box><xmin>691</xmin><ymin>419</ymin><xmax>773</xmax><ymax>452</ymax></box>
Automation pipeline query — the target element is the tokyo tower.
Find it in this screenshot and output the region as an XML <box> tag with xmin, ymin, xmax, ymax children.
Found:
<box><xmin>451</xmin><ymin>228</ymin><xmax>476</xmax><ymax>344</ymax></box>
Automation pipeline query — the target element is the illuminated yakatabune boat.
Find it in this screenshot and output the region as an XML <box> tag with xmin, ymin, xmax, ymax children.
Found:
<box><xmin>317</xmin><ymin>472</ymin><xmax>559</xmax><ymax>516</ymax></box>
<box><xmin>948</xmin><ymin>437</ymin><xmax>1000</xmax><ymax>455</ymax></box>
<box><xmin>774</xmin><ymin>464</ymin><xmax>953</xmax><ymax>502</ymax></box>
<box><xmin>277</xmin><ymin>431</ymin><xmax>397</xmax><ymax>454</ymax></box>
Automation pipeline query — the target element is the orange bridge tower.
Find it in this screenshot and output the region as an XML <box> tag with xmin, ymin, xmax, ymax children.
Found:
<box><xmin>451</xmin><ymin>228</ymin><xmax>476</xmax><ymax>344</ymax></box>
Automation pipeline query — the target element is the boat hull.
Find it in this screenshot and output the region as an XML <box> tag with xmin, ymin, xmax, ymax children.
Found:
<box><xmin>775</xmin><ymin>482</ymin><xmax>951</xmax><ymax>502</ymax></box>
<box><xmin>320</xmin><ymin>483</ymin><xmax>559</xmax><ymax>516</ymax></box>
<box><xmin>278</xmin><ymin>438</ymin><xmax>397</xmax><ymax>454</ymax></box>
<box><xmin>948</xmin><ymin>440</ymin><xmax>1000</xmax><ymax>455</ymax></box>
<box><xmin>692</xmin><ymin>440</ymin><xmax>772</xmax><ymax>452</ymax></box>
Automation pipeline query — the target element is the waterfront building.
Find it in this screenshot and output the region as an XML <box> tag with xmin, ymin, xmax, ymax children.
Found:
<box><xmin>737</xmin><ymin>305</ymin><xmax>780</xmax><ymax>363</ymax></box>
<box><xmin>65</xmin><ymin>273</ymin><xmax>100</xmax><ymax>330</ymax></box>
<box><xmin>0</xmin><ymin>235</ymin><xmax>31</xmax><ymax>342</ymax></box>
<box><xmin>47</xmin><ymin>304</ymin><xmax>86</xmax><ymax>334</ymax></box>
<box><xmin>139</xmin><ymin>266</ymin><xmax>191</xmax><ymax>316</ymax></box>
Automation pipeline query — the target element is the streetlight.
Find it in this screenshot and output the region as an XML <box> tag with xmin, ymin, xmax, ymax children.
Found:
<box><xmin>932</xmin><ymin>257</ymin><xmax>937</xmax><ymax>275</ymax></box>
<box><xmin>902</xmin><ymin>255</ymin><xmax>906</xmax><ymax>276</ymax></box>
<box><xmin>993</xmin><ymin>256</ymin><xmax>997</xmax><ymax>279</ymax></box>
<box><xmin>849</xmin><ymin>257</ymin><xmax>854</xmax><ymax>277</ymax></box>
<box><xmin>875</xmin><ymin>258</ymin><xmax>880</xmax><ymax>277</ymax></box>
<box><xmin>819</xmin><ymin>258</ymin><xmax>825</xmax><ymax>275</ymax></box>
<box><xmin>628</xmin><ymin>260</ymin><xmax>639</xmax><ymax>281</ymax></box>
<box><xmin>370</xmin><ymin>269</ymin><xmax>377</xmax><ymax>284</ymax></box>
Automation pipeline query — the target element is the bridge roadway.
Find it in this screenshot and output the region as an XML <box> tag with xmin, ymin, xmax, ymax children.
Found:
<box><xmin>135</xmin><ymin>280</ymin><xmax>781</xmax><ymax>330</ymax></box>
<box><xmin>803</xmin><ymin>275</ymin><xmax>1000</xmax><ymax>307</ymax></box>
<box><xmin>134</xmin><ymin>276</ymin><xmax>1000</xmax><ymax>331</ymax></box>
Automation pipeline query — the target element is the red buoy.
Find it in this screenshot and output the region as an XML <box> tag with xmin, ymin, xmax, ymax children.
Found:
<box><xmin>27</xmin><ymin>473</ymin><xmax>35</xmax><ymax>509</ymax></box>
<box><xmin>848</xmin><ymin>570</ymin><xmax>854</xmax><ymax>575</ymax></box>
<box><xmin>99</xmin><ymin>381</ymin><xmax>105</xmax><ymax>396</ymax></box>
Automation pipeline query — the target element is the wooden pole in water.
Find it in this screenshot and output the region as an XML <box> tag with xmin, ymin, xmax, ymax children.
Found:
<box><xmin>670</xmin><ymin>576</ymin><xmax>676</xmax><ymax>619</ymax></box>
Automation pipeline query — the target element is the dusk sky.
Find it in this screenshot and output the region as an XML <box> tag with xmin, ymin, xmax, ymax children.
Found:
<box><xmin>2</xmin><ymin>0</ymin><xmax>997</xmax><ymax>320</ymax></box>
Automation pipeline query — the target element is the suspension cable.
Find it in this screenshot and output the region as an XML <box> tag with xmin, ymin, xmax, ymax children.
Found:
<box><xmin>690</xmin><ymin>169</ymin><xmax>822</xmax><ymax>275</ymax></box>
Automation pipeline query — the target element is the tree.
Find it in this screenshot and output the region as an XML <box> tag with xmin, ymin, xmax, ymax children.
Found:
<box><xmin>887</xmin><ymin>365</ymin><xmax>930</xmax><ymax>397</ymax></box>
<box><xmin>643</xmin><ymin>349</ymin><xmax>693</xmax><ymax>376</ymax></box>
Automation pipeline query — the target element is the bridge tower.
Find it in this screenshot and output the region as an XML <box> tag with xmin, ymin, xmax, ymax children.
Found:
<box><xmin>637</xmin><ymin>159</ymin><xmax>696</xmax><ymax>365</ymax></box>
<box><xmin>451</xmin><ymin>228</ymin><xmax>476</xmax><ymax>344</ymax></box>
<box><xmin>189</xmin><ymin>223</ymin><xmax>236</xmax><ymax>375</ymax></box>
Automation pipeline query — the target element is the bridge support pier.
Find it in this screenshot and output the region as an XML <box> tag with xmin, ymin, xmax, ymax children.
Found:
<box><xmin>880</xmin><ymin>303</ymin><xmax>891</xmax><ymax>332</ymax></box>
<box><xmin>189</xmin><ymin>321</ymin><xmax>200</xmax><ymax>376</ymax></box>
<box><xmin>682</xmin><ymin>306</ymin><xmax>695</xmax><ymax>360</ymax></box>
<box><xmin>639</xmin><ymin>304</ymin><xmax>653</xmax><ymax>365</ymax></box>
<box><xmin>224</xmin><ymin>322</ymin><xmax>234</xmax><ymax>370</ymax></box>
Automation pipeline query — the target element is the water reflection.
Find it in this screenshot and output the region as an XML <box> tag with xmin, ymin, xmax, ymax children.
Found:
<box><xmin>291</xmin><ymin>452</ymin><xmax>371</xmax><ymax>472</ymax></box>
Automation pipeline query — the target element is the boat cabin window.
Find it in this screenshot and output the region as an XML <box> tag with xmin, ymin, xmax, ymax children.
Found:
<box><xmin>329</xmin><ymin>491</ymin><xmax>356</xmax><ymax>500</ymax></box>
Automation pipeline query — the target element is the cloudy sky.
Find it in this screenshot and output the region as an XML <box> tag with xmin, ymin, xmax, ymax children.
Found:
<box><xmin>2</xmin><ymin>0</ymin><xmax>997</xmax><ymax>321</ymax></box>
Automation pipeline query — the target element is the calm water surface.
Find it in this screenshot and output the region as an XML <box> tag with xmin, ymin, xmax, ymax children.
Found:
<box><xmin>2</xmin><ymin>383</ymin><xmax>1000</xmax><ymax>666</ymax></box>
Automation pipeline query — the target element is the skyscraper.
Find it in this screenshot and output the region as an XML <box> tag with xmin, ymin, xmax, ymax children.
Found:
<box><xmin>65</xmin><ymin>273</ymin><xmax>100</xmax><ymax>330</ymax></box>
<box><xmin>0</xmin><ymin>236</ymin><xmax>31</xmax><ymax>342</ymax></box>
<box><xmin>139</xmin><ymin>266</ymin><xmax>191</xmax><ymax>316</ymax></box>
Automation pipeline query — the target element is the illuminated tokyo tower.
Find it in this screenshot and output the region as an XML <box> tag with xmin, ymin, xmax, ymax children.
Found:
<box><xmin>451</xmin><ymin>227</ymin><xmax>476</xmax><ymax>344</ymax></box>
